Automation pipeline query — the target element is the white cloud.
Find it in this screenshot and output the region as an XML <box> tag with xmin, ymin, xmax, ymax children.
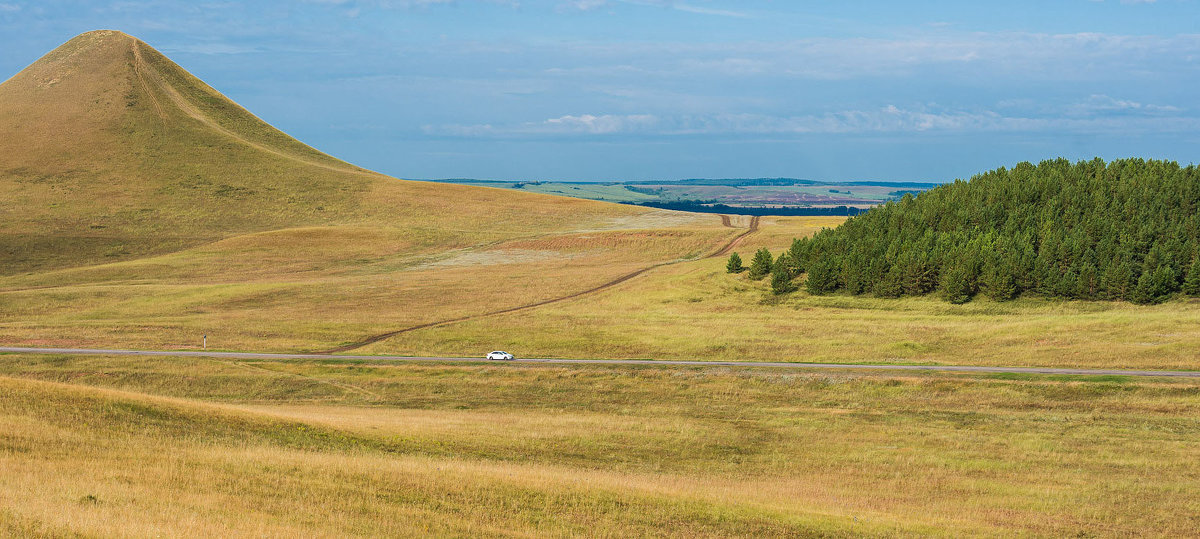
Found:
<box><xmin>567</xmin><ymin>0</ymin><xmax>609</xmax><ymax>10</ymax></box>
<box><xmin>0</xmin><ymin>3</ymin><xmax>21</xmax><ymax>12</ymax></box>
<box><xmin>424</xmin><ymin>101</ymin><xmax>1198</xmax><ymax>139</ymax></box>
<box><xmin>670</xmin><ymin>3</ymin><xmax>747</xmax><ymax>18</ymax></box>
<box><xmin>1069</xmin><ymin>94</ymin><xmax>1181</xmax><ymax>116</ymax></box>
<box><xmin>544</xmin><ymin>113</ymin><xmax>659</xmax><ymax>133</ymax></box>
<box><xmin>563</xmin><ymin>0</ymin><xmax>749</xmax><ymax>17</ymax></box>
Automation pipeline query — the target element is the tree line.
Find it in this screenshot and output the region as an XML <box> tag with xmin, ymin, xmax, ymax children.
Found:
<box><xmin>727</xmin><ymin>158</ymin><xmax>1200</xmax><ymax>304</ymax></box>
<box><xmin>632</xmin><ymin>201</ymin><xmax>867</xmax><ymax>216</ymax></box>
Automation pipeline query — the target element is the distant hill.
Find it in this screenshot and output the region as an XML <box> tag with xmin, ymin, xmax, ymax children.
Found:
<box><xmin>436</xmin><ymin>177</ymin><xmax>935</xmax><ymax>215</ymax></box>
<box><xmin>0</xmin><ymin>31</ymin><xmax>645</xmax><ymax>274</ymax></box>
<box><xmin>787</xmin><ymin>158</ymin><xmax>1200</xmax><ymax>304</ymax></box>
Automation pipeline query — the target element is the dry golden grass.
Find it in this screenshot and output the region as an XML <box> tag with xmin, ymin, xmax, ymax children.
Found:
<box><xmin>2</xmin><ymin>355</ymin><xmax>1198</xmax><ymax>536</ymax></box>
<box><xmin>0</xmin><ymin>35</ymin><xmax>741</xmax><ymax>354</ymax></box>
<box><xmin>0</xmin><ymin>30</ymin><xmax>683</xmax><ymax>274</ymax></box>
<box><xmin>350</xmin><ymin>215</ymin><xmax>1200</xmax><ymax>371</ymax></box>
<box><xmin>7</xmin><ymin>30</ymin><xmax>1198</xmax><ymax>538</ymax></box>
<box><xmin>0</xmin><ymin>215</ymin><xmax>734</xmax><ymax>351</ymax></box>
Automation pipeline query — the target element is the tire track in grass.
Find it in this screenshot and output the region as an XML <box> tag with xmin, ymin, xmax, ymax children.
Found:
<box><xmin>227</xmin><ymin>360</ymin><xmax>381</xmax><ymax>400</ymax></box>
<box><xmin>319</xmin><ymin>215</ymin><xmax>759</xmax><ymax>354</ymax></box>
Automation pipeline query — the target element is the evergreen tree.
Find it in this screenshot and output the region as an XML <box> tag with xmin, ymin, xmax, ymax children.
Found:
<box><xmin>980</xmin><ymin>262</ymin><xmax>1018</xmax><ymax>301</ymax></box>
<box><xmin>772</xmin><ymin>252</ymin><xmax>792</xmax><ymax>277</ymax></box>
<box><xmin>1184</xmin><ymin>258</ymin><xmax>1200</xmax><ymax>296</ymax></box>
<box><xmin>725</xmin><ymin>252</ymin><xmax>744</xmax><ymax>273</ymax></box>
<box><xmin>940</xmin><ymin>264</ymin><xmax>975</xmax><ymax>304</ymax></box>
<box><xmin>805</xmin><ymin>258</ymin><xmax>838</xmax><ymax>294</ymax></box>
<box><xmin>747</xmin><ymin>248</ymin><xmax>773</xmax><ymax>280</ymax></box>
<box><xmin>1077</xmin><ymin>262</ymin><xmax>1099</xmax><ymax>300</ymax></box>
<box><xmin>1134</xmin><ymin>265</ymin><xmax>1176</xmax><ymax>304</ymax></box>
<box><xmin>783</xmin><ymin>158</ymin><xmax>1200</xmax><ymax>304</ymax></box>
<box><xmin>787</xmin><ymin>238</ymin><xmax>809</xmax><ymax>275</ymax></box>
<box><xmin>873</xmin><ymin>266</ymin><xmax>903</xmax><ymax>298</ymax></box>
<box><xmin>770</xmin><ymin>263</ymin><xmax>796</xmax><ymax>295</ymax></box>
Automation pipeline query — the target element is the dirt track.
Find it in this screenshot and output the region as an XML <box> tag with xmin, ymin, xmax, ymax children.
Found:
<box><xmin>321</xmin><ymin>215</ymin><xmax>760</xmax><ymax>354</ymax></box>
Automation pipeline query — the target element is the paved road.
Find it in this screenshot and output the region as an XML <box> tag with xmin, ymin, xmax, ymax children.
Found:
<box><xmin>1</xmin><ymin>347</ymin><xmax>1196</xmax><ymax>378</ymax></box>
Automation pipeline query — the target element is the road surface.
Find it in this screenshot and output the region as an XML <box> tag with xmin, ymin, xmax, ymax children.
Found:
<box><xmin>0</xmin><ymin>347</ymin><xmax>1196</xmax><ymax>378</ymax></box>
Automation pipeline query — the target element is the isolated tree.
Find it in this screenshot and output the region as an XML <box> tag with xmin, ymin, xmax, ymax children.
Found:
<box><xmin>726</xmin><ymin>252</ymin><xmax>744</xmax><ymax>273</ymax></box>
<box><xmin>747</xmin><ymin>248</ymin><xmax>773</xmax><ymax>280</ymax></box>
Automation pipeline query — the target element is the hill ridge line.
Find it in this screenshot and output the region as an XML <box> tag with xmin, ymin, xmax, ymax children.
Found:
<box><xmin>131</xmin><ymin>39</ymin><xmax>381</xmax><ymax>179</ymax></box>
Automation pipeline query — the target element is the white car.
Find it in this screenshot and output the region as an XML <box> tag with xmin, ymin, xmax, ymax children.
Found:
<box><xmin>486</xmin><ymin>351</ymin><xmax>515</xmax><ymax>361</ymax></box>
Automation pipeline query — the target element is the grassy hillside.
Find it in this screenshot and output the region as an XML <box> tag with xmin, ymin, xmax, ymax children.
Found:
<box><xmin>0</xmin><ymin>31</ymin><xmax>739</xmax><ymax>352</ymax></box>
<box><xmin>0</xmin><ymin>30</ymin><xmax>687</xmax><ymax>275</ymax></box>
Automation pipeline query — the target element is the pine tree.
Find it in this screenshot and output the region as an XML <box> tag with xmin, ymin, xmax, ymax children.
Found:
<box><xmin>805</xmin><ymin>258</ymin><xmax>838</xmax><ymax>294</ymax></box>
<box><xmin>770</xmin><ymin>264</ymin><xmax>796</xmax><ymax>295</ymax></box>
<box><xmin>787</xmin><ymin>158</ymin><xmax>1200</xmax><ymax>304</ymax></box>
<box><xmin>1184</xmin><ymin>258</ymin><xmax>1200</xmax><ymax>296</ymax></box>
<box><xmin>787</xmin><ymin>238</ymin><xmax>808</xmax><ymax>275</ymax></box>
<box><xmin>747</xmin><ymin>248</ymin><xmax>773</xmax><ymax>280</ymax></box>
<box><xmin>873</xmin><ymin>266</ymin><xmax>903</xmax><ymax>298</ymax></box>
<box><xmin>940</xmin><ymin>264</ymin><xmax>975</xmax><ymax>304</ymax></box>
<box><xmin>771</xmin><ymin>252</ymin><xmax>790</xmax><ymax>277</ymax></box>
<box><xmin>726</xmin><ymin>252</ymin><xmax>744</xmax><ymax>273</ymax></box>
<box><xmin>980</xmin><ymin>262</ymin><xmax>1017</xmax><ymax>301</ymax></box>
<box><xmin>1134</xmin><ymin>265</ymin><xmax>1176</xmax><ymax>304</ymax></box>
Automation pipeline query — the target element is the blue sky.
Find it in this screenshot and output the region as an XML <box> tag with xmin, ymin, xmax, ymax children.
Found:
<box><xmin>2</xmin><ymin>1</ymin><xmax>1198</xmax><ymax>182</ymax></box>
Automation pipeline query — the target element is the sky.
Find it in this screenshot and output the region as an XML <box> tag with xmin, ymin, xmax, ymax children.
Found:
<box><xmin>1</xmin><ymin>1</ymin><xmax>1198</xmax><ymax>182</ymax></box>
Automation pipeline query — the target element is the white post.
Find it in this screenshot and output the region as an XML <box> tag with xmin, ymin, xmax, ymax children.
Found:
<box><xmin>203</xmin><ymin>334</ymin><xmax>207</xmax><ymax>350</ymax></box>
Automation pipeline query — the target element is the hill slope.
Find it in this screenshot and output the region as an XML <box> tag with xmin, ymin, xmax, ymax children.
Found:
<box><xmin>789</xmin><ymin>158</ymin><xmax>1200</xmax><ymax>304</ymax></box>
<box><xmin>0</xmin><ymin>30</ymin><xmax>658</xmax><ymax>274</ymax></box>
<box><xmin>0</xmin><ymin>31</ymin><xmax>732</xmax><ymax>351</ymax></box>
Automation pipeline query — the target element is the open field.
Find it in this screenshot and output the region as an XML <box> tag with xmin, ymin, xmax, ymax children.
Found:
<box><xmin>1</xmin><ymin>354</ymin><xmax>1198</xmax><ymax>536</ymax></box>
<box><xmin>7</xmin><ymin>214</ymin><xmax>1200</xmax><ymax>371</ymax></box>
<box><xmin>4</xmin><ymin>30</ymin><xmax>1200</xmax><ymax>539</ymax></box>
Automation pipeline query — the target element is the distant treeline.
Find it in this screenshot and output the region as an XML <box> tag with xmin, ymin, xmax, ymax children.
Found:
<box><xmin>765</xmin><ymin>158</ymin><xmax>1200</xmax><ymax>304</ymax></box>
<box><xmin>429</xmin><ymin>178</ymin><xmax>939</xmax><ymax>189</ymax></box>
<box><xmin>628</xmin><ymin>200</ymin><xmax>867</xmax><ymax>216</ymax></box>
<box><xmin>657</xmin><ymin>178</ymin><xmax>939</xmax><ymax>189</ymax></box>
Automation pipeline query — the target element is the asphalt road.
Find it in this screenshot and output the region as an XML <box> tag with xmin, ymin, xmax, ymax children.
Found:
<box><xmin>0</xmin><ymin>346</ymin><xmax>1196</xmax><ymax>378</ymax></box>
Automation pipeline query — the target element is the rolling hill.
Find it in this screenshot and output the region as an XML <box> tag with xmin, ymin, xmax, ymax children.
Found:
<box><xmin>0</xmin><ymin>30</ymin><xmax>735</xmax><ymax>351</ymax></box>
<box><xmin>0</xmin><ymin>30</ymin><xmax>695</xmax><ymax>276</ymax></box>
